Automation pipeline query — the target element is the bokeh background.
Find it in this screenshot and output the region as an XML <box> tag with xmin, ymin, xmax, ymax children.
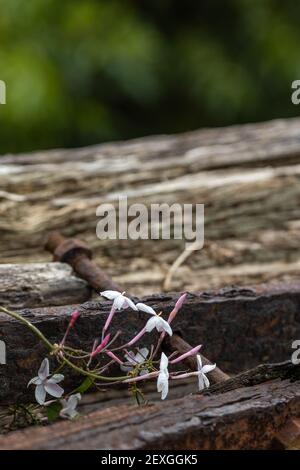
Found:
<box><xmin>0</xmin><ymin>0</ymin><xmax>300</xmax><ymax>154</ymax></box>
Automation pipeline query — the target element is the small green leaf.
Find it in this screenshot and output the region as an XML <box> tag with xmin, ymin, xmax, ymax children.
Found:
<box><xmin>46</xmin><ymin>402</ymin><xmax>62</xmax><ymax>423</ymax></box>
<box><xmin>75</xmin><ymin>376</ymin><xmax>95</xmax><ymax>394</ymax></box>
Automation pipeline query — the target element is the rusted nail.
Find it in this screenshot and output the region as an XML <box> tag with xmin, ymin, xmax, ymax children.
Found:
<box><xmin>45</xmin><ymin>231</ymin><xmax>122</xmax><ymax>292</ymax></box>
<box><xmin>164</xmin><ymin>333</ymin><xmax>230</xmax><ymax>384</ymax></box>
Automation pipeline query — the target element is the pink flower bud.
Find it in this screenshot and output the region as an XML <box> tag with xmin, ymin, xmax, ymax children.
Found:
<box><xmin>60</xmin><ymin>310</ymin><xmax>81</xmax><ymax>346</ymax></box>
<box><xmin>167</xmin><ymin>293</ymin><xmax>187</xmax><ymax>324</ymax></box>
<box><xmin>157</xmin><ymin>293</ymin><xmax>187</xmax><ymax>345</ymax></box>
<box><xmin>69</xmin><ymin>310</ymin><xmax>81</xmax><ymax>328</ymax></box>
<box><xmin>91</xmin><ymin>333</ymin><xmax>111</xmax><ymax>357</ymax></box>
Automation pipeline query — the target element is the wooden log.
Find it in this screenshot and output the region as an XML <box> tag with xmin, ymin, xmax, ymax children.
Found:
<box><xmin>0</xmin><ymin>263</ymin><xmax>91</xmax><ymax>308</ymax></box>
<box><xmin>1</xmin><ymin>282</ymin><xmax>299</xmax><ymax>403</ymax></box>
<box><xmin>203</xmin><ymin>360</ymin><xmax>300</xmax><ymax>395</ymax></box>
<box><xmin>1</xmin><ymin>118</ymin><xmax>300</xmax><ymax>294</ymax></box>
<box><xmin>0</xmin><ymin>362</ymin><xmax>299</xmax><ymax>450</ymax></box>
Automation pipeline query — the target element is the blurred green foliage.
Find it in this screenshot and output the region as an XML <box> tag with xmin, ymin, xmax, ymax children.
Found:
<box><xmin>0</xmin><ymin>0</ymin><xmax>300</xmax><ymax>153</ymax></box>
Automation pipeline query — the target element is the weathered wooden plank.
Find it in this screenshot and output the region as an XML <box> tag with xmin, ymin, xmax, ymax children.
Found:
<box><xmin>0</xmin><ymin>263</ymin><xmax>91</xmax><ymax>308</ymax></box>
<box><xmin>1</xmin><ymin>282</ymin><xmax>299</xmax><ymax>403</ymax></box>
<box><xmin>1</xmin><ymin>118</ymin><xmax>300</xmax><ymax>294</ymax></box>
<box><xmin>0</xmin><ymin>364</ymin><xmax>299</xmax><ymax>449</ymax></box>
<box><xmin>204</xmin><ymin>360</ymin><xmax>300</xmax><ymax>395</ymax></box>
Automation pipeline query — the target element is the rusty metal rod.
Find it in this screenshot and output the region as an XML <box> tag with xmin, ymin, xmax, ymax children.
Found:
<box><xmin>45</xmin><ymin>231</ymin><xmax>122</xmax><ymax>292</ymax></box>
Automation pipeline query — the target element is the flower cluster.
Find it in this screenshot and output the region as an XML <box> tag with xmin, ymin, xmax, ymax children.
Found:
<box><xmin>2</xmin><ymin>289</ymin><xmax>216</xmax><ymax>422</ymax></box>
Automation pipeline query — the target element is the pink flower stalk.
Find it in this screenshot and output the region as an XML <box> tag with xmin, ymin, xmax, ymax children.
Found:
<box><xmin>127</xmin><ymin>326</ymin><xmax>147</xmax><ymax>346</ymax></box>
<box><xmin>170</xmin><ymin>344</ymin><xmax>202</xmax><ymax>364</ymax></box>
<box><xmin>103</xmin><ymin>306</ymin><xmax>116</xmax><ymax>333</ymax></box>
<box><xmin>90</xmin><ymin>333</ymin><xmax>111</xmax><ymax>358</ymax></box>
<box><xmin>105</xmin><ymin>350</ymin><xmax>123</xmax><ymax>365</ymax></box>
<box><xmin>122</xmin><ymin>371</ymin><xmax>158</xmax><ymax>384</ymax></box>
<box><xmin>69</xmin><ymin>310</ymin><xmax>81</xmax><ymax>327</ymax></box>
<box><xmin>170</xmin><ymin>371</ymin><xmax>199</xmax><ymax>380</ymax></box>
<box><xmin>90</xmin><ymin>338</ymin><xmax>98</xmax><ymax>356</ymax></box>
<box><xmin>60</xmin><ymin>310</ymin><xmax>81</xmax><ymax>346</ymax></box>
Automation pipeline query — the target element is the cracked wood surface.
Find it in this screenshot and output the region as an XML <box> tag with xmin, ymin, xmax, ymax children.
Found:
<box><xmin>0</xmin><ymin>263</ymin><xmax>91</xmax><ymax>308</ymax></box>
<box><xmin>1</xmin><ymin>282</ymin><xmax>299</xmax><ymax>403</ymax></box>
<box><xmin>0</xmin><ymin>370</ymin><xmax>299</xmax><ymax>449</ymax></box>
<box><xmin>1</xmin><ymin>118</ymin><xmax>300</xmax><ymax>294</ymax></box>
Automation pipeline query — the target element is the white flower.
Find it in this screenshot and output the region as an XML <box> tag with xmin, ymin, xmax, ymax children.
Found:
<box><xmin>60</xmin><ymin>393</ymin><xmax>81</xmax><ymax>419</ymax></box>
<box><xmin>136</xmin><ymin>303</ymin><xmax>172</xmax><ymax>337</ymax></box>
<box><xmin>101</xmin><ymin>290</ymin><xmax>138</xmax><ymax>311</ymax></box>
<box><xmin>28</xmin><ymin>358</ymin><xmax>64</xmax><ymax>405</ymax></box>
<box><xmin>157</xmin><ymin>352</ymin><xmax>169</xmax><ymax>400</ymax></box>
<box><xmin>121</xmin><ymin>348</ymin><xmax>149</xmax><ymax>375</ymax></box>
<box><xmin>136</xmin><ymin>303</ymin><xmax>156</xmax><ymax>315</ymax></box>
<box><xmin>196</xmin><ymin>354</ymin><xmax>216</xmax><ymax>390</ymax></box>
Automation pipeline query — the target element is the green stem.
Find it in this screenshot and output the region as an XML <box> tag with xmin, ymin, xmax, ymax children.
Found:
<box><xmin>0</xmin><ymin>306</ymin><xmax>54</xmax><ymax>351</ymax></box>
<box><xmin>62</xmin><ymin>356</ymin><xmax>126</xmax><ymax>382</ymax></box>
<box><xmin>0</xmin><ymin>305</ymin><xmax>127</xmax><ymax>383</ymax></box>
<box><xmin>64</xmin><ymin>345</ymin><xmax>90</xmax><ymax>355</ymax></box>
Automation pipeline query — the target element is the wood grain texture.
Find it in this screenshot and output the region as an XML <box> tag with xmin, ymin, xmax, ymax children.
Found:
<box><xmin>1</xmin><ymin>118</ymin><xmax>300</xmax><ymax>295</ymax></box>
<box><xmin>1</xmin><ymin>282</ymin><xmax>299</xmax><ymax>403</ymax></box>
<box><xmin>0</xmin><ymin>367</ymin><xmax>299</xmax><ymax>449</ymax></box>
<box><xmin>0</xmin><ymin>262</ymin><xmax>91</xmax><ymax>308</ymax></box>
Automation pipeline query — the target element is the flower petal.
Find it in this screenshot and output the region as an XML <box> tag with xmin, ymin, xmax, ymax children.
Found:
<box><xmin>202</xmin><ymin>364</ymin><xmax>216</xmax><ymax>374</ymax></box>
<box><xmin>69</xmin><ymin>409</ymin><xmax>78</xmax><ymax>418</ymax></box>
<box><xmin>44</xmin><ymin>382</ymin><xmax>64</xmax><ymax>398</ymax></box>
<box><xmin>113</xmin><ymin>295</ymin><xmax>126</xmax><ymax>310</ymax></box>
<box><xmin>203</xmin><ymin>374</ymin><xmax>210</xmax><ymax>389</ymax></box>
<box><xmin>145</xmin><ymin>315</ymin><xmax>158</xmax><ymax>332</ymax></box>
<box><xmin>27</xmin><ymin>376</ymin><xmax>42</xmax><ymax>387</ymax></box>
<box><xmin>136</xmin><ymin>303</ymin><xmax>156</xmax><ymax>315</ymax></box>
<box><xmin>48</xmin><ymin>374</ymin><xmax>64</xmax><ymax>384</ymax></box>
<box><xmin>160</xmin><ymin>352</ymin><xmax>169</xmax><ymax>371</ymax></box>
<box><xmin>197</xmin><ymin>373</ymin><xmax>205</xmax><ymax>391</ymax></box>
<box><xmin>196</xmin><ymin>354</ymin><xmax>202</xmax><ymax>371</ymax></box>
<box><xmin>35</xmin><ymin>384</ymin><xmax>46</xmax><ymax>405</ymax></box>
<box><xmin>62</xmin><ymin>408</ymin><xmax>78</xmax><ymax>419</ymax></box>
<box><xmin>100</xmin><ymin>290</ymin><xmax>121</xmax><ymax>300</ymax></box>
<box><xmin>120</xmin><ymin>364</ymin><xmax>132</xmax><ymax>373</ymax></box>
<box><xmin>60</xmin><ymin>399</ymin><xmax>79</xmax><ymax>419</ymax></box>
<box><xmin>68</xmin><ymin>393</ymin><xmax>81</xmax><ymax>410</ymax></box>
<box><xmin>159</xmin><ymin>318</ymin><xmax>173</xmax><ymax>336</ymax></box>
<box><xmin>157</xmin><ymin>373</ymin><xmax>169</xmax><ymax>400</ymax></box>
<box><xmin>60</xmin><ymin>399</ymin><xmax>67</xmax><ymax>408</ymax></box>
<box><xmin>124</xmin><ymin>351</ymin><xmax>137</xmax><ymax>365</ymax></box>
<box><xmin>124</xmin><ymin>297</ymin><xmax>138</xmax><ymax>311</ymax></box>
<box><xmin>135</xmin><ymin>348</ymin><xmax>149</xmax><ymax>363</ymax></box>
<box><xmin>38</xmin><ymin>358</ymin><xmax>49</xmax><ymax>380</ymax></box>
